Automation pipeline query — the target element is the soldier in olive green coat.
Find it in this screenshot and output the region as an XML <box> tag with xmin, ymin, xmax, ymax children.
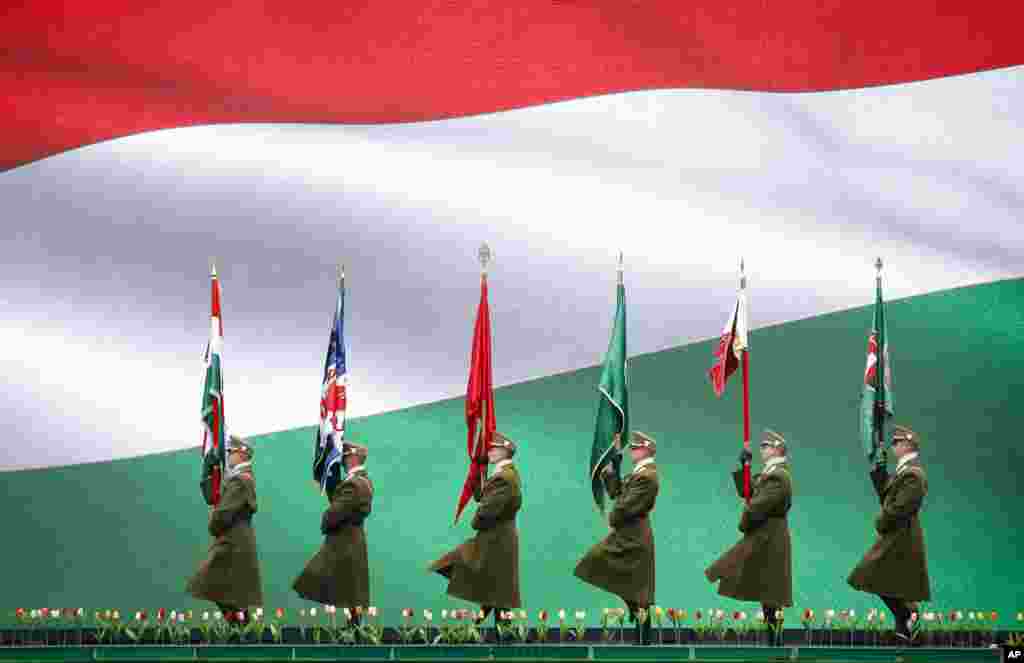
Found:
<box><xmin>293</xmin><ymin>441</ymin><xmax>373</xmax><ymax>623</ymax></box>
<box><xmin>186</xmin><ymin>436</ymin><xmax>264</xmax><ymax>621</ymax></box>
<box><xmin>575</xmin><ymin>431</ymin><xmax>659</xmax><ymax>645</ymax></box>
<box><xmin>848</xmin><ymin>425</ymin><xmax>931</xmax><ymax>641</ymax></box>
<box><xmin>429</xmin><ymin>432</ymin><xmax>522</xmax><ymax>628</ymax></box>
<box><xmin>705</xmin><ymin>429</ymin><xmax>793</xmax><ymax>645</ymax></box>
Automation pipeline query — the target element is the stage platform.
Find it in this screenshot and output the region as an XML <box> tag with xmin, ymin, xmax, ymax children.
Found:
<box><xmin>0</xmin><ymin>644</ymin><xmax>1003</xmax><ymax>663</ymax></box>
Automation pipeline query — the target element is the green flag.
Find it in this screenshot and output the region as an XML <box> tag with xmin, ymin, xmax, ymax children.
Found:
<box><xmin>590</xmin><ymin>277</ymin><xmax>628</xmax><ymax>512</ymax></box>
<box><xmin>859</xmin><ymin>268</ymin><xmax>893</xmax><ymax>466</ymax></box>
<box><xmin>200</xmin><ymin>266</ymin><xmax>227</xmax><ymax>506</ymax></box>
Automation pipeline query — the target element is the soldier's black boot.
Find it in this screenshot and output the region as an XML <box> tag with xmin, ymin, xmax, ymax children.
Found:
<box><xmin>640</xmin><ymin>616</ymin><xmax>652</xmax><ymax>646</ymax></box>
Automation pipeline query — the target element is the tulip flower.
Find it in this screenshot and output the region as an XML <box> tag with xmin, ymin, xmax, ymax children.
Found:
<box><xmin>310</xmin><ymin>608</ymin><xmax>317</xmax><ymax>617</ymax></box>
<box><xmin>424</xmin><ymin>610</ymin><xmax>433</xmax><ymax>622</ymax></box>
<box><xmin>575</xmin><ymin>610</ymin><xmax>585</xmax><ymax>621</ymax></box>
<box><xmin>343</xmin><ymin>608</ymin><xmax>350</xmax><ymax>619</ymax></box>
<box><xmin>369</xmin><ymin>607</ymin><xmax>378</xmax><ymax>618</ymax></box>
<box><xmin>275</xmin><ymin>608</ymin><xmax>285</xmax><ymax>619</ymax></box>
<box><xmin>558</xmin><ymin>609</ymin><xmax>566</xmax><ymax>621</ymax></box>
<box><xmin>402</xmin><ymin>608</ymin><xmax>413</xmax><ymax>619</ymax></box>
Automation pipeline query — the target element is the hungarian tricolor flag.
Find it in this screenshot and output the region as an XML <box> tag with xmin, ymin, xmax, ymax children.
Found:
<box><xmin>860</xmin><ymin>262</ymin><xmax>893</xmax><ymax>466</ymax></box>
<box><xmin>313</xmin><ymin>268</ymin><xmax>348</xmax><ymax>495</ymax></box>
<box><xmin>589</xmin><ymin>264</ymin><xmax>628</xmax><ymax>513</ymax></box>
<box><xmin>199</xmin><ymin>264</ymin><xmax>227</xmax><ymax>506</ymax></box>
<box><xmin>708</xmin><ymin>267</ymin><xmax>752</xmax><ymax>501</ymax></box>
<box><xmin>454</xmin><ymin>272</ymin><xmax>496</xmax><ymax>524</ymax></box>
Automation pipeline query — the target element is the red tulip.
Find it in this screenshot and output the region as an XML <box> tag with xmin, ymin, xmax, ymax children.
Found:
<box><xmin>41</xmin><ymin>608</ymin><xmax>50</xmax><ymax>618</ymax></box>
<box><xmin>732</xmin><ymin>611</ymin><xmax>741</xmax><ymax>620</ymax></box>
<box><xmin>16</xmin><ymin>608</ymin><xmax>25</xmax><ymax>618</ymax></box>
<box><xmin>695</xmin><ymin>610</ymin><xmax>703</xmax><ymax>621</ymax></box>
<box><xmin>158</xmin><ymin>608</ymin><xmax>167</xmax><ymax>621</ymax></box>
<box><xmin>991</xmin><ymin>612</ymin><xmax>998</xmax><ymax>621</ymax></box>
<box><xmin>275</xmin><ymin>608</ymin><xmax>285</xmax><ymax>619</ymax></box>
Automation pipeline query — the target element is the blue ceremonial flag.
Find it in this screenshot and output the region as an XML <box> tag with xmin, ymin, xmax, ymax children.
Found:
<box><xmin>313</xmin><ymin>268</ymin><xmax>348</xmax><ymax>494</ymax></box>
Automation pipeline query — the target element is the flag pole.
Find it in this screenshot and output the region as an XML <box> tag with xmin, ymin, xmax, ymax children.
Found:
<box><xmin>874</xmin><ymin>257</ymin><xmax>885</xmax><ymax>466</ymax></box>
<box><xmin>477</xmin><ymin>243</ymin><xmax>491</xmax><ymax>478</ymax></box>
<box><xmin>740</xmin><ymin>259</ymin><xmax>752</xmax><ymax>503</ymax></box>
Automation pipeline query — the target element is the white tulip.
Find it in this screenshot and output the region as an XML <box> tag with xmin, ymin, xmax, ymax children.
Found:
<box><xmin>215</xmin><ymin>612</ymin><xmax>222</xmax><ymax>620</ymax></box>
<box><xmin>256</xmin><ymin>608</ymin><xmax>264</xmax><ymax>618</ymax></box>
<box><xmin>441</xmin><ymin>609</ymin><xmax>448</xmax><ymax>619</ymax></box>
<box><xmin>343</xmin><ymin>608</ymin><xmax>351</xmax><ymax>619</ymax></box>
<box><xmin>558</xmin><ymin>609</ymin><xmax>566</xmax><ymax>621</ymax></box>
<box><xmin>31</xmin><ymin>610</ymin><xmax>39</xmax><ymax>619</ymax></box>
<box><xmin>849</xmin><ymin>610</ymin><xmax>856</xmax><ymax>618</ymax></box>
<box><xmin>575</xmin><ymin>610</ymin><xmax>586</xmax><ymax>621</ymax></box>
<box><xmin>424</xmin><ymin>610</ymin><xmax>433</xmax><ymax>622</ymax></box>
<box><xmin>178</xmin><ymin>614</ymin><xmax>185</xmax><ymax>624</ymax></box>
<box><xmin>76</xmin><ymin>608</ymin><xmax>84</xmax><ymax>617</ymax></box>
<box><xmin>369</xmin><ymin>607</ymin><xmax>378</xmax><ymax>618</ymax></box>
<box><xmin>170</xmin><ymin>611</ymin><xmax>178</xmax><ymax>621</ymax></box>
<box><xmin>202</xmin><ymin>612</ymin><xmax>210</xmax><ymax>621</ymax></box>
<box><xmin>310</xmin><ymin>608</ymin><xmax>317</xmax><ymax>617</ymax></box>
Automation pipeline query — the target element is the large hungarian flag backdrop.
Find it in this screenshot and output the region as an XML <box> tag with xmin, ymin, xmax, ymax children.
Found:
<box><xmin>2</xmin><ymin>2</ymin><xmax>1022</xmax><ymax>471</ymax></box>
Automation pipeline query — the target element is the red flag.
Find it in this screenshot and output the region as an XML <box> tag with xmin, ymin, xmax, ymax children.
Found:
<box><xmin>455</xmin><ymin>276</ymin><xmax>496</xmax><ymax>524</ymax></box>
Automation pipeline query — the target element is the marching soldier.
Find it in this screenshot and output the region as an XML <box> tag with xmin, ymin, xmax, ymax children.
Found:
<box><xmin>293</xmin><ymin>441</ymin><xmax>373</xmax><ymax>626</ymax></box>
<box><xmin>574</xmin><ymin>431</ymin><xmax>659</xmax><ymax>645</ymax></box>
<box><xmin>848</xmin><ymin>425</ymin><xmax>931</xmax><ymax>642</ymax></box>
<box><xmin>428</xmin><ymin>432</ymin><xmax>522</xmax><ymax>637</ymax></box>
<box><xmin>186</xmin><ymin>435</ymin><xmax>264</xmax><ymax>623</ymax></box>
<box><xmin>704</xmin><ymin>429</ymin><xmax>793</xmax><ymax>646</ymax></box>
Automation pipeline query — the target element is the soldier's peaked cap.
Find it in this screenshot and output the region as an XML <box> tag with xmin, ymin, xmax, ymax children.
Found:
<box><xmin>492</xmin><ymin>431</ymin><xmax>516</xmax><ymax>454</ymax></box>
<box><xmin>227</xmin><ymin>434</ymin><xmax>254</xmax><ymax>457</ymax></box>
<box><xmin>762</xmin><ymin>429</ymin><xmax>786</xmax><ymax>447</ymax></box>
<box><xmin>629</xmin><ymin>431</ymin><xmax>656</xmax><ymax>452</ymax></box>
<box><xmin>342</xmin><ymin>441</ymin><xmax>369</xmax><ymax>458</ymax></box>
<box><xmin>892</xmin><ymin>425</ymin><xmax>919</xmax><ymax>446</ymax></box>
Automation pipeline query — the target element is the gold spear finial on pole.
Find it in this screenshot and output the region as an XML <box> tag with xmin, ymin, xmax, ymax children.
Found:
<box><xmin>337</xmin><ymin>263</ymin><xmax>345</xmax><ymax>287</ymax></box>
<box><xmin>740</xmin><ymin>258</ymin><xmax>746</xmax><ymax>289</ymax></box>
<box><xmin>617</xmin><ymin>250</ymin><xmax>624</xmax><ymax>285</ymax></box>
<box><xmin>479</xmin><ymin>243</ymin><xmax>493</xmax><ymax>279</ymax></box>
<box><xmin>210</xmin><ymin>257</ymin><xmax>217</xmax><ymax>278</ymax></box>
<box><xmin>875</xmin><ymin>257</ymin><xmax>883</xmax><ymax>284</ymax></box>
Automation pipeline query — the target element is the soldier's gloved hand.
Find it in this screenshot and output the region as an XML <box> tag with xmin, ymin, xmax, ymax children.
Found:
<box><xmin>737</xmin><ymin>448</ymin><xmax>753</xmax><ymax>468</ymax></box>
<box><xmin>321</xmin><ymin>510</ymin><xmax>344</xmax><ymax>534</ymax></box>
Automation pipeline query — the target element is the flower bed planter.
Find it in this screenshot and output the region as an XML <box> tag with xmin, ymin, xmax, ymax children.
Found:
<box><xmin>394</xmin><ymin>645</ymin><xmax>492</xmax><ymax>660</ymax></box>
<box><xmin>0</xmin><ymin>646</ymin><xmax>92</xmax><ymax>661</ymax></box>
<box><xmin>492</xmin><ymin>645</ymin><xmax>590</xmax><ymax>660</ymax></box>
<box><xmin>196</xmin><ymin>645</ymin><xmax>290</xmax><ymax>660</ymax></box>
<box><xmin>292</xmin><ymin>645</ymin><xmax>391</xmax><ymax>660</ymax></box>
<box><xmin>93</xmin><ymin>645</ymin><xmax>195</xmax><ymax>660</ymax></box>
